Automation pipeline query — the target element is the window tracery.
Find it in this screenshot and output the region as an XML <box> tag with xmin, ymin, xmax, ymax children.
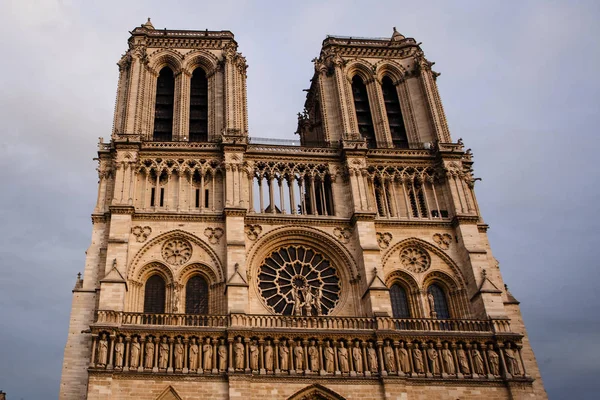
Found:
<box><xmin>351</xmin><ymin>75</ymin><xmax>376</xmax><ymax>148</ymax></box>
<box><xmin>162</xmin><ymin>239</ymin><xmax>193</xmax><ymax>266</ymax></box>
<box><xmin>144</xmin><ymin>275</ymin><xmax>166</xmax><ymax>313</ymax></box>
<box><xmin>153</xmin><ymin>67</ymin><xmax>175</xmax><ymax>141</ymax></box>
<box><xmin>390</xmin><ymin>283</ymin><xmax>411</xmax><ymax>318</ymax></box>
<box><xmin>185</xmin><ymin>275</ymin><xmax>209</xmax><ymax>314</ymax></box>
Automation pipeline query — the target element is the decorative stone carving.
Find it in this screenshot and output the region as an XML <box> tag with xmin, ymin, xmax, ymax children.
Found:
<box><xmin>338</xmin><ymin>342</ymin><xmax>349</xmax><ymax>373</ymax></box>
<box><xmin>249</xmin><ymin>340</ymin><xmax>259</xmax><ymax>370</ymax></box>
<box><xmin>324</xmin><ymin>341</ymin><xmax>335</xmax><ymax>373</ymax></box>
<box><xmin>376</xmin><ymin>232</ymin><xmax>393</xmax><ymax>249</ymax></box>
<box><xmin>400</xmin><ymin>247</ymin><xmax>430</xmax><ymax>273</ymax></box>
<box><xmin>264</xmin><ymin>340</ymin><xmax>274</xmax><ymax>371</ymax></box>
<box><xmin>505</xmin><ymin>343</ymin><xmax>520</xmax><ymax>376</ymax></box>
<box><xmin>218</xmin><ymin>339</ymin><xmax>227</xmax><ymax>371</ymax></box>
<box><xmin>132</xmin><ymin>226</ymin><xmax>152</xmax><ymax>242</ymax></box>
<box><xmin>115</xmin><ymin>337</ymin><xmax>124</xmax><ymax>368</ymax></box>
<box><xmin>398</xmin><ymin>342</ymin><xmax>410</xmax><ymax>373</ymax></box>
<box><xmin>159</xmin><ymin>337</ymin><xmax>169</xmax><ymax>369</ymax></box>
<box><xmin>441</xmin><ymin>343</ymin><xmax>455</xmax><ymax>374</ymax></box>
<box><xmin>294</xmin><ymin>341</ymin><xmax>304</xmax><ymax>370</ymax></box>
<box><xmin>279</xmin><ymin>340</ymin><xmax>290</xmax><ymax>371</ymax></box>
<box><xmin>432</xmin><ymin>233</ymin><xmax>452</xmax><ymax>250</ymax></box>
<box><xmin>487</xmin><ymin>345</ymin><xmax>500</xmax><ymax>375</ymax></box>
<box><xmin>333</xmin><ymin>227</ymin><xmax>352</xmax><ymax>244</ymax></box>
<box><xmin>234</xmin><ymin>337</ymin><xmax>244</xmax><ymax>370</ymax></box>
<box><xmin>97</xmin><ymin>334</ymin><xmax>108</xmax><ymax>367</ymax></box>
<box><xmin>457</xmin><ymin>344</ymin><xmax>470</xmax><ymax>374</ymax></box>
<box><xmin>203</xmin><ymin>338</ymin><xmax>213</xmax><ymax>370</ymax></box>
<box><xmin>413</xmin><ymin>345</ymin><xmax>424</xmax><ymax>373</ymax></box>
<box><xmin>161</xmin><ymin>239</ymin><xmax>192</xmax><ymax>266</ymax></box>
<box><xmin>130</xmin><ymin>337</ymin><xmax>140</xmax><ymax>369</ymax></box>
<box><xmin>244</xmin><ymin>224</ymin><xmax>262</xmax><ymax>241</ymax></box>
<box><xmin>367</xmin><ymin>342</ymin><xmax>378</xmax><ymax>373</ymax></box>
<box><xmin>352</xmin><ymin>342</ymin><xmax>363</xmax><ymax>373</ymax></box>
<box><xmin>427</xmin><ymin>343</ymin><xmax>439</xmax><ymax>374</ymax></box>
<box><xmin>174</xmin><ymin>338</ymin><xmax>184</xmax><ymax>370</ymax></box>
<box><xmin>144</xmin><ymin>340</ymin><xmax>154</xmax><ymax>369</ymax></box>
<box><xmin>308</xmin><ymin>340</ymin><xmax>319</xmax><ymax>372</ymax></box>
<box><xmin>189</xmin><ymin>338</ymin><xmax>199</xmax><ymax>371</ymax></box>
<box><xmin>472</xmin><ymin>346</ymin><xmax>485</xmax><ymax>375</ymax></box>
<box><xmin>204</xmin><ymin>227</ymin><xmax>224</xmax><ymax>245</ymax></box>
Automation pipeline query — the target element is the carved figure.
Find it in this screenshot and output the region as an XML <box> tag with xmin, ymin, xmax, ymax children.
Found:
<box><xmin>457</xmin><ymin>344</ymin><xmax>470</xmax><ymax>374</ymax></box>
<box><xmin>294</xmin><ymin>341</ymin><xmax>304</xmax><ymax>370</ymax></box>
<box><xmin>218</xmin><ymin>339</ymin><xmax>227</xmax><ymax>371</ymax></box>
<box><xmin>441</xmin><ymin>343</ymin><xmax>455</xmax><ymax>374</ymax></box>
<box><xmin>145</xmin><ymin>340</ymin><xmax>154</xmax><ymax>368</ymax></box>
<box><xmin>487</xmin><ymin>345</ymin><xmax>500</xmax><ymax>375</ymax></box>
<box><xmin>159</xmin><ymin>337</ymin><xmax>169</xmax><ymax>369</ymax></box>
<box><xmin>264</xmin><ymin>340</ymin><xmax>273</xmax><ymax>371</ymax></box>
<box><xmin>189</xmin><ymin>338</ymin><xmax>199</xmax><ymax>371</ymax></box>
<box><xmin>472</xmin><ymin>346</ymin><xmax>485</xmax><ymax>375</ymax></box>
<box><xmin>234</xmin><ymin>337</ymin><xmax>244</xmax><ymax>370</ymax></box>
<box><xmin>308</xmin><ymin>340</ymin><xmax>319</xmax><ymax>371</ymax></box>
<box><xmin>97</xmin><ymin>334</ymin><xmax>108</xmax><ymax>367</ymax></box>
<box><xmin>114</xmin><ymin>337</ymin><xmax>124</xmax><ymax>368</ymax></box>
<box><xmin>279</xmin><ymin>341</ymin><xmax>290</xmax><ymax>370</ymax></box>
<box><xmin>174</xmin><ymin>337</ymin><xmax>184</xmax><ymax>370</ymax></box>
<box><xmin>291</xmin><ymin>287</ymin><xmax>303</xmax><ymax>316</ymax></box>
<box><xmin>427</xmin><ymin>292</ymin><xmax>436</xmax><ymax>317</ymax></box>
<box><xmin>398</xmin><ymin>342</ymin><xmax>410</xmax><ymax>373</ymax></box>
<box><xmin>384</xmin><ymin>341</ymin><xmax>395</xmax><ymax>373</ymax></box>
<box><xmin>324</xmin><ymin>341</ymin><xmax>334</xmax><ymax>373</ymax></box>
<box><xmin>130</xmin><ymin>337</ymin><xmax>140</xmax><ymax>369</ymax></box>
<box><xmin>427</xmin><ymin>343</ymin><xmax>440</xmax><ymax>374</ymax></box>
<box><xmin>315</xmin><ymin>287</ymin><xmax>323</xmax><ymax>316</ymax></box>
<box><xmin>249</xmin><ymin>340</ymin><xmax>259</xmax><ymax>370</ymax></box>
<box><xmin>203</xmin><ymin>338</ymin><xmax>213</xmax><ymax>370</ymax></box>
<box><xmin>367</xmin><ymin>342</ymin><xmax>378</xmax><ymax>372</ymax></box>
<box><xmin>338</xmin><ymin>342</ymin><xmax>349</xmax><ymax>373</ymax></box>
<box><xmin>303</xmin><ymin>287</ymin><xmax>314</xmax><ymax>316</ymax></box>
<box><xmin>413</xmin><ymin>345</ymin><xmax>424</xmax><ymax>373</ymax></box>
<box><xmin>504</xmin><ymin>343</ymin><xmax>520</xmax><ymax>375</ymax></box>
<box><xmin>352</xmin><ymin>342</ymin><xmax>363</xmax><ymax>373</ymax></box>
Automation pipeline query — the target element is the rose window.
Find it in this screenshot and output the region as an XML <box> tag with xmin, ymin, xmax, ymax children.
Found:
<box><xmin>257</xmin><ymin>246</ymin><xmax>341</xmax><ymax>316</ymax></box>
<box><xmin>161</xmin><ymin>239</ymin><xmax>192</xmax><ymax>266</ymax></box>
<box><xmin>400</xmin><ymin>247</ymin><xmax>430</xmax><ymax>273</ymax></box>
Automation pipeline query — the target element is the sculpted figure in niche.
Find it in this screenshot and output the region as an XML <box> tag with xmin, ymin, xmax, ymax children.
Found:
<box><xmin>398</xmin><ymin>342</ymin><xmax>410</xmax><ymax>373</ymax></box>
<box><xmin>384</xmin><ymin>341</ymin><xmax>395</xmax><ymax>373</ymax></box>
<box><xmin>338</xmin><ymin>342</ymin><xmax>349</xmax><ymax>373</ymax></box>
<box><xmin>308</xmin><ymin>340</ymin><xmax>319</xmax><ymax>371</ymax></box>
<box><xmin>189</xmin><ymin>338</ymin><xmax>199</xmax><ymax>371</ymax></box>
<box><xmin>114</xmin><ymin>337</ymin><xmax>124</xmax><ymax>368</ymax></box>
<box><xmin>352</xmin><ymin>342</ymin><xmax>363</xmax><ymax>373</ymax></box>
<box><xmin>457</xmin><ymin>344</ymin><xmax>470</xmax><ymax>374</ymax></box>
<box><xmin>441</xmin><ymin>343</ymin><xmax>455</xmax><ymax>374</ymax></box>
<box><xmin>145</xmin><ymin>339</ymin><xmax>155</xmax><ymax>368</ymax></box>
<box><xmin>203</xmin><ymin>338</ymin><xmax>213</xmax><ymax>370</ymax></box>
<box><xmin>472</xmin><ymin>345</ymin><xmax>485</xmax><ymax>375</ymax></box>
<box><xmin>303</xmin><ymin>287</ymin><xmax>314</xmax><ymax>316</ymax></box>
<box><xmin>427</xmin><ymin>343</ymin><xmax>440</xmax><ymax>374</ymax></box>
<box><xmin>264</xmin><ymin>340</ymin><xmax>274</xmax><ymax>371</ymax></box>
<box><xmin>159</xmin><ymin>337</ymin><xmax>169</xmax><ymax>369</ymax></box>
<box><xmin>249</xmin><ymin>340</ymin><xmax>259</xmax><ymax>370</ymax></box>
<box><xmin>324</xmin><ymin>341</ymin><xmax>334</xmax><ymax>373</ymax></box>
<box><xmin>294</xmin><ymin>341</ymin><xmax>304</xmax><ymax>370</ymax></box>
<box><xmin>487</xmin><ymin>345</ymin><xmax>500</xmax><ymax>375</ymax></box>
<box><xmin>234</xmin><ymin>337</ymin><xmax>245</xmax><ymax>370</ymax></box>
<box><xmin>291</xmin><ymin>287</ymin><xmax>303</xmax><ymax>316</ymax></box>
<box><xmin>504</xmin><ymin>343</ymin><xmax>520</xmax><ymax>375</ymax></box>
<box><xmin>279</xmin><ymin>340</ymin><xmax>290</xmax><ymax>371</ymax></box>
<box><xmin>218</xmin><ymin>339</ymin><xmax>227</xmax><ymax>371</ymax></box>
<box><xmin>130</xmin><ymin>337</ymin><xmax>140</xmax><ymax>369</ymax></box>
<box><xmin>315</xmin><ymin>287</ymin><xmax>323</xmax><ymax>316</ymax></box>
<box><xmin>413</xmin><ymin>344</ymin><xmax>424</xmax><ymax>373</ymax></box>
<box><xmin>367</xmin><ymin>342</ymin><xmax>378</xmax><ymax>373</ymax></box>
<box><xmin>174</xmin><ymin>337</ymin><xmax>184</xmax><ymax>370</ymax></box>
<box><xmin>428</xmin><ymin>292</ymin><xmax>437</xmax><ymax>318</ymax></box>
<box><xmin>97</xmin><ymin>334</ymin><xmax>108</xmax><ymax>367</ymax></box>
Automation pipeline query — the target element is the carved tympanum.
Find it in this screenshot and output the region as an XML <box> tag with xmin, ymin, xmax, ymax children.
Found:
<box><xmin>400</xmin><ymin>247</ymin><xmax>430</xmax><ymax>273</ymax></box>
<box><xmin>161</xmin><ymin>239</ymin><xmax>192</xmax><ymax>265</ymax></box>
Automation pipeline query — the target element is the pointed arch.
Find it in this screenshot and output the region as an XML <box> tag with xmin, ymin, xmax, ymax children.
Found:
<box><xmin>287</xmin><ymin>384</ymin><xmax>346</xmax><ymax>400</ymax></box>
<box><xmin>155</xmin><ymin>385</ymin><xmax>183</xmax><ymax>400</ymax></box>
<box><xmin>345</xmin><ymin>59</ymin><xmax>375</xmax><ymax>83</ymax></box>
<box><xmin>182</xmin><ymin>49</ymin><xmax>220</xmax><ymax>77</ymax></box>
<box><xmin>147</xmin><ymin>49</ymin><xmax>184</xmax><ymax>75</ymax></box>
<box><xmin>374</xmin><ymin>60</ymin><xmax>408</xmax><ymax>84</ymax></box>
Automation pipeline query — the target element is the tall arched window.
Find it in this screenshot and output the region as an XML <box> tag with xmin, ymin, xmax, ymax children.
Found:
<box><xmin>428</xmin><ymin>284</ymin><xmax>450</xmax><ymax>319</ymax></box>
<box><xmin>189</xmin><ymin>68</ymin><xmax>208</xmax><ymax>142</ymax></box>
<box><xmin>381</xmin><ymin>76</ymin><xmax>408</xmax><ymax>148</ymax></box>
<box><xmin>153</xmin><ymin>67</ymin><xmax>175</xmax><ymax>141</ymax></box>
<box><xmin>144</xmin><ymin>275</ymin><xmax>166</xmax><ymax>313</ymax></box>
<box><xmin>351</xmin><ymin>75</ymin><xmax>376</xmax><ymax>148</ymax></box>
<box><xmin>185</xmin><ymin>275</ymin><xmax>209</xmax><ymax>314</ymax></box>
<box><xmin>390</xmin><ymin>284</ymin><xmax>411</xmax><ymax>318</ymax></box>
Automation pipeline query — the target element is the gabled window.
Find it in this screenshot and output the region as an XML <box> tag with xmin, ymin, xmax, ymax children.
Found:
<box><xmin>390</xmin><ymin>284</ymin><xmax>411</xmax><ymax>318</ymax></box>
<box><xmin>189</xmin><ymin>68</ymin><xmax>208</xmax><ymax>142</ymax></box>
<box><xmin>144</xmin><ymin>275</ymin><xmax>166</xmax><ymax>313</ymax></box>
<box><xmin>185</xmin><ymin>275</ymin><xmax>209</xmax><ymax>314</ymax></box>
<box><xmin>153</xmin><ymin>67</ymin><xmax>175</xmax><ymax>141</ymax></box>
<box><xmin>381</xmin><ymin>76</ymin><xmax>408</xmax><ymax>148</ymax></box>
<box><xmin>351</xmin><ymin>76</ymin><xmax>376</xmax><ymax>148</ymax></box>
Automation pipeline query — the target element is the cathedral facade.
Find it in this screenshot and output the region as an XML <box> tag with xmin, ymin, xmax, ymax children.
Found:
<box><xmin>59</xmin><ymin>20</ymin><xmax>547</xmax><ymax>399</ymax></box>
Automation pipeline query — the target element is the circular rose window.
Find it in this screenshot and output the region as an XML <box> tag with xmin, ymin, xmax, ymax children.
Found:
<box><xmin>257</xmin><ymin>246</ymin><xmax>341</xmax><ymax>316</ymax></box>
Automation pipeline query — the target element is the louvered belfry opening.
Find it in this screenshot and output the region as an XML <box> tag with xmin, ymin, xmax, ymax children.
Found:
<box><xmin>390</xmin><ymin>284</ymin><xmax>411</xmax><ymax>318</ymax></box>
<box><xmin>189</xmin><ymin>68</ymin><xmax>208</xmax><ymax>142</ymax></box>
<box><xmin>381</xmin><ymin>76</ymin><xmax>408</xmax><ymax>148</ymax></box>
<box><xmin>144</xmin><ymin>275</ymin><xmax>166</xmax><ymax>313</ymax></box>
<box><xmin>351</xmin><ymin>75</ymin><xmax>376</xmax><ymax>148</ymax></box>
<box><xmin>153</xmin><ymin>67</ymin><xmax>175</xmax><ymax>141</ymax></box>
<box><xmin>428</xmin><ymin>284</ymin><xmax>450</xmax><ymax>319</ymax></box>
<box><xmin>185</xmin><ymin>275</ymin><xmax>209</xmax><ymax>314</ymax></box>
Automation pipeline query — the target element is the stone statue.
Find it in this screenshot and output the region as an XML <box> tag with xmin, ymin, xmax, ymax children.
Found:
<box><xmin>413</xmin><ymin>345</ymin><xmax>424</xmax><ymax>373</ymax></box>
<box><xmin>315</xmin><ymin>287</ymin><xmax>323</xmax><ymax>316</ymax></box>
<box><xmin>308</xmin><ymin>340</ymin><xmax>319</xmax><ymax>371</ymax></box>
<box><xmin>189</xmin><ymin>338</ymin><xmax>199</xmax><ymax>371</ymax></box>
<box><xmin>384</xmin><ymin>341</ymin><xmax>395</xmax><ymax>373</ymax></box>
<box><xmin>338</xmin><ymin>342</ymin><xmax>349</xmax><ymax>373</ymax></box>
<box><xmin>145</xmin><ymin>339</ymin><xmax>154</xmax><ymax>368</ymax></box>
<box><xmin>472</xmin><ymin>346</ymin><xmax>485</xmax><ymax>375</ymax></box>
<box><xmin>114</xmin><ymin>337</ymin><xmax>124</xmax><ymax>368</ymax></box>
<box><xmin>427</xmin><ymin>292</ymin><xmax>436</xmax><ymax>318</ymax></box>
<box><xmin>264</xmin><ymin>340</ymin><xmax>274</xmax><ymax>371</ymax></box>
<box><xmin>249</xmin><ymin>340</ymin><xmax>259</xmax><ymax>370</ymax></box>
<box><xmin>203</xmin><ymin>338</ymin><xmax>213</xmax><ymax>370</ymax></box>
<box><xmin>352</xmin><ymin>342</ymin><xmax>363</xmax><ymax>373</ymax></box>
<box><xmin>174</xmin><ymin>337</ymin><xmax>183</xmax><ymax>370</ymax></box>
<box><xmin>487</xmin><ymin>345</ymin><xmax>500</xmax><ymax>375</ymax></box>
<box><xmin>427</xmin><ymin>343</ymin><xmax>439</xmax><ymax>374</ymax></box>
<box><xmin>173</xmin><ymin>285</ymin><xmax>180</xmax><ymax>313</ymax></box>
<box><xmin>234</xmin><ymin>337</ymin><xmax>245</xmax><ymax>370</ymax></box>
<box><xmin>398</xmin><ymin>342</ymin><xmax>410</xmax><ymax>373</ymax></box>
<box><xmin>504</xmin><ymin>343</ymin><xmax>520</xmax><ymax>375</ymax></box>
<box><xmin>367</xmin><ymin>342</ymin><xmax>378</xmax><ymax>373</ymax></box>
<box><xmin>130</xmin><ymin>337</ymin><xmax>140</xmax><ymax>369</ymax></box>
<box><xmin>441</xmin><ymin>343</ymin><xmax>455</xmax><ymax>374</ymax></box>
<box><xmin>303</xmin><ymin>287</ymin><xmax>314</xmax><ymax>316</ymax></box>
<box><xmin>218</xmin><ymin>339</ymin><xmax>227</xmax><ymax>371</ymax></box>
<box><xmin>159</xmin><ymin>337</ymin><xmax>169</xmax><ymax>369</ymax></box>
<box><xmin>291</xmin><ymin>287</ymin><xmax>303</xmax><ymax>316</ymax></box>
<box><xmin>456</xmin><ymin>344</ymin><xmax>470</xmax><ymax>374</ymax></box>
<box><xmin>97</xmin><ymin>334</ymin><xmax>108</xmax><ymax>367</ymax></box>
<box><xmin>279</xmin><ymin>341</ymin><xmax>290</xmax><ymax>370</ymax></box>
<box><xmin>324</xmin><ymin>341</ymin><xmax>334</xmax><ymax>373</ymax></box>
<box><xmin>294</xmin><ymin>341</ymin><xmax>304</xmax><ymax>370</ymax></box>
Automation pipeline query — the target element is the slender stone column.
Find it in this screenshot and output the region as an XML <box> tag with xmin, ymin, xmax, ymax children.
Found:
<box><xmin>361</xmin><ymin>342</ymin><xmax>369</xmax><ymax>376</ymax></box>
<box><xmin>303</xmin><ymin>340</ymin><xmax>310</xmax><ymax>374</ymax></box>
<box><xmin>377</xmin><ymin>341</ymin><xmax>386</xmax><ymax>376</ymax></box>
<box><xmin>498</xmin><ymin>343</ymin><xmax>511</xmax><ymax>379</ymax></box>
<box><xmin>167</xmin><ymin>338</ymin><xmax>174</xmax><ymax>373</ymax></box>
<box><xmin>153</xmin><ymin>338</ymin><xmax>159</xmax><ymax>372</ymax></box>
<box><xmin>259</xmin><ymin>339</ymin><xmax>265</xmax><ymax>374</ymax></box>
<box><xmin>227</xmin><ymin>338</ymin><xmax>234</xmax><ymax>373</ymax></box>
<box><xmin>138</xmin><ymin>337</ymin><xmax>145</xmax><ymax>372</ymax></box>
<box><xmin>408</xmin><ymin>343</ymin><xmax>416</xmax><ymax>377</ymax></box>
<box><xmin>258</xmin><ymin>176</ymin><xmax>264</xmax><ymax>212</ymax></box>
<box><xmin>318</xmin><ymin>341</ymin><xmax>325</xmax><ymax>375</ymax></box>
<box><xmin>517</xmin><ymin>344</ymin><xmax>529</xmax><ymax>377</ymax></box>
<box><xmin>212</xmin><ymin>338</ymin><xmax>218</xmax><ymax>374</ymax></box>
<box><xmin>89</xmin><ymin>336</ymin><xmax>97</xmax><ymax>367</ymax></box>
<box><xmin>273</xmin><ymin>339</ymin><xmax>280</xmax><ymax>373</ymax></box>
<box><xmin>333</xmin><ymin>343</ymin><xmax>339</xmax><ymax>375</ymax></box>
<box><xmin>107</xmin><ymin>335</ymin><xmax>115</xmax><ymax>370</ymax></box>
<box><xmin>244</xmin><ymin>338</ymin><xmax>251</xmax><ymax>373</ymax></box>
<box><xmin>124</xmin><ymin>336</ymin><xmax>131</xmax><ymax>372</ymax></box>
<box><xmin>183</xmin><ymin>338</ymin><xmax>189</xmax><ymax>374</ymax></box>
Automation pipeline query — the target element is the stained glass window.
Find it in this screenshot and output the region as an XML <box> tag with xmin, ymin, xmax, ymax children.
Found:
<box><xmin>144</xmin><ymin>275</ymin><xmax>166</xmax><ymax>313</ymax></box>
<box><xmin>185</xmin><ymin>275</ymin><xmax>209</xmax><ymax>314</ymax></box>
<box><xmin>390</xmin><ymin>284</ymin><xmax>411</xmax><ymax>318</ymax></box>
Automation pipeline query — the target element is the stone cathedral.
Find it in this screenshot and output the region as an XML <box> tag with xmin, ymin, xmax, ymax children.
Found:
<box><xmin>60</xmin><ymin>20</ymin><xmax>547</xmax><ymax>399</ymax></box>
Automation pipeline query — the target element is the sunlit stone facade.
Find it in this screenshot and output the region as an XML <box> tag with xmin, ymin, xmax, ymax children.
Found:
<box><xmin>59</xmin><ymin>20</ymin><xmax>547</xmax><ymax>400</ymax></box>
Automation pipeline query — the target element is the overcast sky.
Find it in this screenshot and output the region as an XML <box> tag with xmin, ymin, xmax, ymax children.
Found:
<box><xmin>0</xmin><ymin>0</ymin><xmax>598</xmax><ymax>399</ymax></box>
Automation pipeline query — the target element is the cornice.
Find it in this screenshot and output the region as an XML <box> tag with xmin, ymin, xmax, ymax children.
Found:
<box><xmin>109</xmin><ymin>205</ymin><xmax>135</xmax><ymax>215</ymax></box>
<box><xmin>374</xmin><ymin>219</ymin><xmax>453</xmax><ymax>229</ymax></box>
<box><xmin>451</xmin><ymin>215</ymin><xmax>480</xmax><ymax>227</ymax></box>
<box><xmin>132</xmin><ymin>212</ymin><xmax>224</xmax><ymax>223</ymax></box>
<box><xmin>245</xmin><ymin>214</ymin><xmax>352</xmax><ymax>228</ymax></box>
